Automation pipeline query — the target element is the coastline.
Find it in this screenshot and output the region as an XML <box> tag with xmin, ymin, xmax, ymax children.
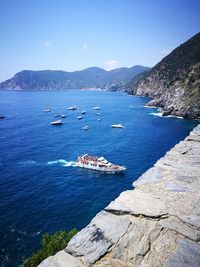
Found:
<box><xmin>39</xmin><ymin>124</ymin><xmax>200</xmax><ymax>267</ymax></box>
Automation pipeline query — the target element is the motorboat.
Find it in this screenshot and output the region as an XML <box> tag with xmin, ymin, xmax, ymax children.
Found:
<box><xmin>111</xmin><ymin>124</ymin><xmax>124</xmax><ymax>128</ymax></box>
<box><xmin>43</xmin><ymin>109</ymin><xmax>51</xmax><ymax>112</ymax></box>
<box><xmin>61</xmin><ymin>115</ymin><xmax>67</xmax><ymax>118</ymax></box>
<box><xmin>67</xmin><ymin>106</ymin><xmax>78</xmax><ymax>110</ymax></box>
<box><xmin>51</xmin><ymin>120</ymin><xmax>63</xmax><ymax>126</ymax></box>
<box><xmin>92</xmin><ymin>107</ymin><xmax>100</xmax><ymax>110</ymax></box>
<box><xmin>77</xmin><ymin>154</ymin><xmax>126</xmax><ymax>173</ymax></box>
<box><xmin>82</xmin><ymin>125</ymin><xmax>89</xmax><ymax>130</ymax></box>
<box><xmin>81</xmin><ymin>111</ymin><xmax>86</xmax><ymax>115</ymax></box>
<box><xmin>77</xmin><ymin>116</ymin><xmax>83</xmax><ymax>120</ymax></box>
<box><xmin>0</xmin><ymin>114</ymin><xmax>5</xmax><ymax>119</ymax></box>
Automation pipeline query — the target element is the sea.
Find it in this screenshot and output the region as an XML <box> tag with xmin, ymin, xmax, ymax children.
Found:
<box><xmin>0</xmin><ymin>90</ymin><xmax>198</xmax><ymax>266</ymax></box>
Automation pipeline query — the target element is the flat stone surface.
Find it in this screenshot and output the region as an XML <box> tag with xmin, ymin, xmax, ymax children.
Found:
<box><xmin>159</xmin><ymin>218</ymin><xmax>200</xmax><ymax>241</ymax></box>
<box><xmin>106</xmin><ymin>189</ymin><xmax>167</xmax><ymax>217</ymax></box>
<box><xmin>66</xmin><ymin>211</ymin><xmax>130</xmax><ymax>264</ymax></box>
<box><xmin>38</xmin><ymin>251</ymin><xmax>84</xmax><ymax>267</ymax></box>
<box><xmin>113</xmin><ymin>219</ymin><xmax>163</xmax><ymax>265</ymax></box>
<box><xmin>133</xmin><ymin>166</ymin><xmax>165</xmax><ymax>187</ymax></box>
<box><xmin>164</xmin><ymin>239</ymin><xmax>200</xmax><ymax>267</ymax></box>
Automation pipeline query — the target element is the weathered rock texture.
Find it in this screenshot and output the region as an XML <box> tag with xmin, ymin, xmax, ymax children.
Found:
<box><xmin>38</xmin><ymin>124</ymin><xmax>200</xmax><ymax>267</ymax></box>
<box><xmin>127</xmin><ymin>32</ymin><xmax>200</xmax><ymax>119</ymax></box>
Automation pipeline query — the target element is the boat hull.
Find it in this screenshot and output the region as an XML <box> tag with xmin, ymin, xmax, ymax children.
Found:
<box><xmin>76</xmin><ymin>162</ymin><xmax>126</xmax><ymax>173</ymax></box>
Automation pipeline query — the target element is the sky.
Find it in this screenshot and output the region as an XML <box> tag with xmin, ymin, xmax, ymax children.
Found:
<box><xmin>0</xmin><ymin>0</ymin><xmax>200</xmax><ymax>81</ymax></box>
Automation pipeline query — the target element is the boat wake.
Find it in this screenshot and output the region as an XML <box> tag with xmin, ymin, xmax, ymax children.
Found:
<box><xmin>18</xmin><ymin>160</ymin><xmax>40</xmax><ymax>166</ymax></box>
<box><xmin>47</xmin><ymin>159</ymin><xmax>77</xmax><ymax>167</ymax></box>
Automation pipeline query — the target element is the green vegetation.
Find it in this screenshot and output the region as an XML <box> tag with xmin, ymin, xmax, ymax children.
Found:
<box><xmin>21</xmin><ymin>228</ymin><xmax>77</xmax><ymax>267</ymax></box>
<box><xmin>0</xmin><ymin>66</ymin><xmax>149</xmax><ymax>90</ymax></box>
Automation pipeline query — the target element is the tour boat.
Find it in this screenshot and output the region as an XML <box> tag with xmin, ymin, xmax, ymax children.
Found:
<box><xmin>111</xmin><ymin>124</ymin><xmax>124</xmax><ymax>128</ymax></box>
<box><xmin>77</xmin><ymin>154</ymin><xmax>126</xmax><ymax>173</ymax></box>
<box><xmin>51</xmin><ymin>120</ymin><xmax>63</xmax><ymax>125</ymax></box>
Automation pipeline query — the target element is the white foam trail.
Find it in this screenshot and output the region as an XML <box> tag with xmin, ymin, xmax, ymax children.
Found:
<box><xmin>18</xmin><ymin>160</ymin><xmax>37</xmax><ymax>165</ymax></box>
<box><xmin>150</xmin><ymin>112</ymin><xmax>163</xmax><ymax>117</ymax></box>
<box><xmin>150</xmin><ymin>112</ymin><xmax>184</xmax><ymax>119</ymax></box>
<box><xmin>166</xmin><ymin>115</ymin><xmax>184</xmax><ymax>119</ymax></box>
<box><xmin>47</xmin><ymin>159</ymin><xmax>77</xmax><ymax>167</ymax></box>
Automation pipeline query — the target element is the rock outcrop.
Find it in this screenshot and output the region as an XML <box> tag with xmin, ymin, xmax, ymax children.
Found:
<box><xmin>38</xmin><ymin>124</ymin><xmax>200</xmax><ymax>267</ymax></box>
<box><xmin>127</xmin><ymin>32</ymin><xmax>200</xmax><ymax>119</ymax></box>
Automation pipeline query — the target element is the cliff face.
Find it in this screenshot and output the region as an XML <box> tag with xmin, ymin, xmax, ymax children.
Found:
<box><xmin>38</xmin><ymin>124</ymin><xmax>200</xmax><ymax>267</ymax></box>
<box><xmin>129</xmin><ymin>33</ymin><xmax>200</xmax><ymax>119</ymax></box>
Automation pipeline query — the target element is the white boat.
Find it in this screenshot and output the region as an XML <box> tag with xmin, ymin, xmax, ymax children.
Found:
<box><xmin>92</xmin><ymin>107</ymin><xmax>100</xmax><ymax>110</ymax></box>
<box><xmin>76</xmin><ymin>154</ymin><xmax>126</xmax><ymax>173</ymax></box>
<box><xmin>43</xmin><ymin>109</ymin><xmax>51</xmax><ymax>112</ymax></box>
<box><xmin>81</xmin><ymin>111</ymin><xmax>86</xmax><ymax>115</ymax></box>
<box><xmin>111</xmin><ymin>124</ymin><xmax>124</xmax><ymax>128</ymax></box>
<box><xmin>82</xmin><ymin>125</ymin><xmax>89</xmax><ymax>130</ymax></box>
<box><xmin>61</xmin><ymin>115</ymin><xmax>67</xmax><ymax>118</ymax></box>
<box><xmin>51</xmin><ymin>120</ymin><xmax>63</xmax><ymax>125</ymax></box>
<box><xmin>54</xmin><ymin>114</ymin><xmax>61</xmax><ymax>117</ymax></box>
<box><xmin>67</xmin><ymin>106</ymin><xmax>78</xmax><ymax>110</ymax></box>
<box><xmin>77</xmin><ymin>116</ymin><xmax>83</xmax><ymax>120</ymax></box>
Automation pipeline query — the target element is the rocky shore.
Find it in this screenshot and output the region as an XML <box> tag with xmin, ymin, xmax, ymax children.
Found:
<box><xmin>39</xmin><ymin>124</ymin><xmax>200</xmax><ymax>267</ymax></box>
<box><xmin>128</xmin><ymin>33</ymin><xmax>200</xmax><ymax>120</ymax></box>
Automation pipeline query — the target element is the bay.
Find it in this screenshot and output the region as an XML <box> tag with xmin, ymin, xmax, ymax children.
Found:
<box><xmin>0</xmin><ymin>90</ymin><xmax>197</xmax><ymax>266</ymax></box>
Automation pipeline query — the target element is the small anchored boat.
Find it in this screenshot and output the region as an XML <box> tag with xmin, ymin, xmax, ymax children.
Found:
<box><xmin>77</xmin><ymin>116</ymin><xmax>83</xmax><ymax>120</ymax></box>
<box><xmin>51</xmin><ymin>120</ymin><xmax>63</xmax><ymax>126</ymax></box>
<box><xmin>92</xmin><ymin>107</ymin><xmax>100</xmax><ymax>110</ymax></box>
<box><xmin>43</xmin><ymin>109</ymin><xmax>51</xmax><ymax>112</ymax></box>
<box><xmin>81</xmin><ymin>111</ymin><xmax>86</xmax><ymax>115</ymax></box>
<box><xmin>61</xmin><ymin>115</ymin><xmax>67</xmax><ymax>118</ymax></box>
<box><xmin>67</xmin><ymin>106</ymin><xmax>78</xmax><ymax>110</ymax></box>
<box><xmin>77</xmin><ymin>154</ymin><xmax>126</xmax><ymax>173</ymax></box>
<box><xmin>111</xmin><ymin>124</ymin><xmax>124</xmax><ymax>128</ymax></box>
<box><xmin>82</xmin><ymin>125</ymin><xmax>89</xmax><ymax>130</ymax></box>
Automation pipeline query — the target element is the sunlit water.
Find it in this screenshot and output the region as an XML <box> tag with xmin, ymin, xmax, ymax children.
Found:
<box><xmin>0</xmin><ymin>90</ymin><xmax>198</xmax><ymax>266</ymax></box>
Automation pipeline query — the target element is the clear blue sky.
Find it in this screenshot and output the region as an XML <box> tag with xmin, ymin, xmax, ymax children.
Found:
<box><xmin>0</xmin><ymin>0</ymin><xmax>200</xmax><ymax>81</ymax></box>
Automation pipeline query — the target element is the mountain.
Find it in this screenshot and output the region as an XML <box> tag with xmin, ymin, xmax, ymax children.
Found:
<box><xmin>127</xmin><ymin>32</ymin><xmax>200</xmax><ymax>119</ymax></box>
<box><xmin>0</xmin><ymin>65</ymin><xmax>150</xmax><ymax>91</ymax></box>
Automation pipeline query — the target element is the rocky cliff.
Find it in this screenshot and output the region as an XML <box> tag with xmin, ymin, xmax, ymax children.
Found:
<box><xmin>38</xmin><ymin>124</ymin><xmax>200</xmax><ymax>267</ymax></box>
<box><xmin>128</xmin><ymin>32</ymin><xmax>200</xmax><ymax>119</ymax></box>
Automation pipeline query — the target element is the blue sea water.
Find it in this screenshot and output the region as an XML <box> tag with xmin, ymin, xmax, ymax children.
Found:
<box><xmin>0</xmin><ymin>90</ymin><xmax>198</xmax><ymax>266</ymax></box>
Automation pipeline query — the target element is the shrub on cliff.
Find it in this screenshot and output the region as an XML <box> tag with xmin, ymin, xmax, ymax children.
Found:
<box><xmin>21</xmin><ymin>228</ymin><xmax>77</xmax><ymax>267</ymax></box>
